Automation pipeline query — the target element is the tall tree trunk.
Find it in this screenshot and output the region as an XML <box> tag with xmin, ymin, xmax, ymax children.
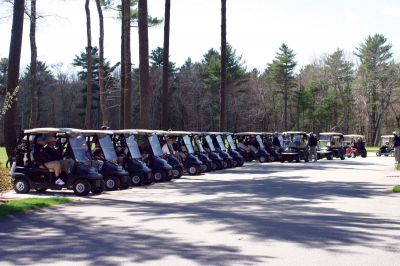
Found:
<box><xmin>138</xmin><ymin>0</ymin><xmax>150</xmax><ymax>129</ymax></box>
<box><xmin>4</xmin><ymin>0</ymin><xmax>25</xmax><ymax>158</ymax></box>
<box><xmin>28</xmin><ymin>0</ymin><xmax>38</xmax><ymax>128</ymax></box>
<box><xmin>284</xmin><ymin>93</ymin><xmax>288</xmax><ymax>131</ymax></box>
<box><xmin>95</xmin><ymin>0</ymin><xmax>107</xmax><ymax>126</ymax></box>
<box><xmin>84</xmin><ymin>0</ymin><xmax>93</xmax><ymax>129</ymax></box>
<box><xmin>161</xmin><ymin>0</ymin><xmax>170</xmax><ymax>130</ymax></box>
<box><xmin>219</xmin><ymin>0</ymin><xmax>227</xmax><ymax>131</ymax></box>
<box><xmin>123</xmin><ymin>0</ymin><xmax>132</xmax><ymax>128</ymax></box>
<box><xmin>120</xmin><ymin>0</ymin><xmax>125</xmax><ymax>128</ymax></box>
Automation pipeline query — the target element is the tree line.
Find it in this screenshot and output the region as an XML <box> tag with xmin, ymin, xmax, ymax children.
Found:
<box><xmin>1</xmin><ymin>0</ymin><xmax>400</xmax><ymax>160</ymax></box>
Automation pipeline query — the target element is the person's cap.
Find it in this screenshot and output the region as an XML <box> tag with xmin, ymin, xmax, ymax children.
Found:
<box><xmin>101</xmin><ymin>125</ymin><xmax>110</xmax><ymax>130</ymax></box>
<box><xmin>393</xmin><ymin>131</ymin><xmax>397</xmax><ymax>135</ymax></box>
<box><xmin>48</xmin><ymin>136</ymin><xmax>57</xmax><ymax>142</ymax></box>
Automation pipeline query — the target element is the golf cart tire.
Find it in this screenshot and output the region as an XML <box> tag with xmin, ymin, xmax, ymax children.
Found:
<box><xmin>104</xmin><ymin>176</ymin><xmax>120</xmax><ymax>191</ymax></box>
<box><xmin>91</xmin><ymin>180</ymin><xmax>104</xmax><ymax>194</ymax></box>
<box><xmin>259</xmin><ymin>156</ymin><xmax>266</xmax><ymax>163</ymax></box>
<box><xmin>304</xmin><ymin>157</ymin><xmax>309</xmax><ymax>163</ymax></box>
<box><xmin>73</xmin><ymin>179</ymin><xmax>91</xmax><ymax>196</ymax></box>
<box><xmin>341</xmin><ymin>155</ymin><xmax>346</xmax><ymax>160</ymax></box>
<box><xmin>327</xmin><ymin>154</ymin><xmax>334</xmax><ymax>160</ymax></box>
<box><xmin>222</xmin><ymin>161</ymin><xmax>228</xmax><ymax>169</ymax></box>
<box><xmin>173</xmin><ymin>167</ymin><xmax>184</xmax><ymax>179</ymax></box>
<box><xmin>296</xmin><ymin>156</ymin><xmax>300</xmax><ymax>163</ymax></box>
<box><xmin>131</xmin><ymin>173</ymin><xmax>144</xmax><ymax>186</ymax></box>
<box><xmin>351</xmin><ymin>152</ymin><xmax>356</xmax><ymax>158</ymax></box>
<box><xmin>376</xmin><ymin>151</ymin><xmax>381</xmax><ymax>157</ymax></box>
<box><xmin>215</xmin><ymin>161</ymin><xmax>223</xmax><ymax>170</ymax></box>
<box><xmin>188</xmin><ymin>165</ymin><xmax>199</xmax><ymax>176</ymax></box>
<box><xmin>153</xmin><ymin>170</ymin><xmax>166</xmax><ymax>182</ymax></box>
<box><xmin>14</xmin><ymin>178</ymin><xmax>30</xmax><ymax>194</ymax></box>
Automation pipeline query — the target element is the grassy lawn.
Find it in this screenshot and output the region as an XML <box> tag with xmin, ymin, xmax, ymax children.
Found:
<box><xmin>366</xmin><ymin>146</ymin><xmax>379</xmax><ymax>152</ymax></box>
<box><xmin>393</xmin><ymin>185</ymin><xmax>400</xmax><ymax>193</ymax></box>
<box><xmin>0</xmin><ymin>146</ymin><xmax>7</xmax><ymax>166</ymax></box>
<box><xmin>0</xmin><ymin>197</ymin><xmax>73</xmax><ymax>217</ymax></box>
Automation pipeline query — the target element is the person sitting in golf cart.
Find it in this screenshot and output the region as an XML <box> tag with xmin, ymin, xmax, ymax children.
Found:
<box><xmin>33</xmin><ymin>136</ymin><xmax>74</xmax><ymax>186</ymax></box>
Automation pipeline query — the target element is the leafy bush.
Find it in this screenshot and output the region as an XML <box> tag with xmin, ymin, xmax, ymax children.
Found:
<box><xmin>393</xmin><ymin>185</ymin><xmax>400</xmax><ymax>193</ymax></box>
<box><xmin>0</xmin><ymin>163</ymin><xmax>12</xmax><ymax>192</ymax></box>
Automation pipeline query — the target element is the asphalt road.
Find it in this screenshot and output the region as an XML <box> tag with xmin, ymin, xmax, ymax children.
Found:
<box><xmin>1</xmin><ymin>154</ymin><xmax>400</xmax><ymax>265</ymax></box>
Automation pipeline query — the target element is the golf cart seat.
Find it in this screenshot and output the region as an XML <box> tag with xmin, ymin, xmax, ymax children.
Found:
<box><xmin>38</xmin><ymin>164</ymin><xmax>55</xmax><ymax>172</ymax></box>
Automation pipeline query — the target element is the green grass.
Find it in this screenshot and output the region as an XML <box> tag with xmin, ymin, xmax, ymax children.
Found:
<box><xmin>395</xmin><ymin>164</ymin><xmax>400</xmax><ymax>171</ymax></box>
<box><xmin>366</xmin><ymin>146</ymin><xmax>379</xmax><ymax>152</ymax></box>
<box><xmin>0</xmin><ymin>146</ymin><xmax>7</xmax><ymax>166</ymax></box>
<box><xmin>393</xmin><ymin>185</ymin><xmax>400</xmax><ymax>193</ymax></box>
<box><xmin>0</xmin><ymin>197</ymin><xmax>73</xmax><ymax>217</ymax></box>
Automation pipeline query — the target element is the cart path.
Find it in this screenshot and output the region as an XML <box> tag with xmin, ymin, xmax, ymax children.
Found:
<box><xmin>1</xmin><ymin>155</ymin><xmax>400</xmax><ymax>265</ymax></box>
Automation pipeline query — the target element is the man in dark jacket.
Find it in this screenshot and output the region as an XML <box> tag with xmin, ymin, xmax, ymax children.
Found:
<box><xmin>308</xmin><ymin>132</ymin><xmax>318</xmax><ymax>162</ymax></box>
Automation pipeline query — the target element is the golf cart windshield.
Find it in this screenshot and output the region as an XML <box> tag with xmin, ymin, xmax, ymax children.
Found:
<box><xmin>216</xmin><ymin>135</ymin><xmax>227</xmax><ymax>151</ymax></box>
<box><xmin>256</xmin><ymin>135</ymin><xmax>265</xmax><ymax>149</ymax></box>
<box><xmin>381</xmin><ymin>137</ymin><xmax>391</xmax><ymax>146</ymax></box>
<box><xmin>148</xmin><ymin>134</ymin><xmax>164</xmax><ymax>157</ymax></box>
<box><xmin>69</xmin><ymin>135</ymin><xmax>91</xmax><ymax>162</ymax></box>
<box><xmin>183</xmin><ymin>135</ymin><xmax>195</xmax><ymax>154</ymax></box>
<box><xmin>227</xmin><ymin>135</ymin><xmax>237</xmax><ymax>150</ymax></box>
<box><xmin>196</xmin><ymin>139</ymin><xmax>205</xmax><ymax>152</ymax></box>
<box><xmin>126</xmin><ymin>135</ymin><xmax>142</xmax><ymax>159</ymax></box>
<box><xmin>205</xmin><ymin>135</ymin><xmax>216</xmax><ymax>151</ymax></box>
<box><xmin>98</xmin><ymin>135</ymin><xmax>118</xmax><ymax>161</ymax></box>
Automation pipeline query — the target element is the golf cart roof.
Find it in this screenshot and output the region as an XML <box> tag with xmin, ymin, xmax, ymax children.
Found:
<box><xmin>74</xmin><ymin>129</ymin><xmax>114</xmax><ymax>136</ymax></box>
<box><xmin>133</xmin><ymin>129</ymin><xmax>159</xmax><ymax>135</ymax></box>
<box><xmin>344</xmin><ymin>134</ymin><xmax>364</xmax><ymax>138</ymax></box>
<box><xmin>113</xmin><ymin>129</ymin><xmax>139</xmax><ymax>135</ymax></box>
<box><xmin>24</xmin><ymin>127</ymin><xmax>69</xmax><ymax>134</ymax></box>
<box><xmin>235</xmin><ymin>132</ymin><xmax>262</xmax><ymax>136</ymax></box>
<box><xmin>163</xmin><ymin>130</ymin><xmax>193</xmax><ymax>135</ymax></box>
<box><xmin>381</xmin><ymin>135</ymin><xmax>393</xmax><ymax>138</ymax></box>
<box><xmin>283</xmin><ymin>131</ymin><xmax>307</xmax><ymax>135</ymax></box>
<box><xmin>319</xmin><ymin>132</ymin><xmax>344</xmax><ymax>136</ymax></box>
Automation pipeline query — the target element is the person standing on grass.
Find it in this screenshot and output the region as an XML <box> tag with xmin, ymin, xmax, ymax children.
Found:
<box><xmin>393</xmin><ymin>132</ymin><xmax>400</xmax><ymax>164</ymax></box>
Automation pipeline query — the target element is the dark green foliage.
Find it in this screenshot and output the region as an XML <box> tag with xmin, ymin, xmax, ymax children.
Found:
<box><xmin>73</xmin><ymin>47</ymin><xmax>120</xmax><ymax>123</ymax></box>
<box><xmin>149</xmin><ymin>46</ymin><xmax>176</xmax><ymax>74</ymax></box>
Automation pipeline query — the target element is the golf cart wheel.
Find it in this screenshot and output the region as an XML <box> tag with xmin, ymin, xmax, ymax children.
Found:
<box><xmin>200</xmin><ymin>164</ymin><xmax>208</xmax><ymax>172</ymax></box>
<box><xmin>238</xmin><ymin>159</ymin><xmax>244</xmax><ymax>167</ymax></box>
<box><xmin>231</xmin><ymin>159</ymin><xmax>238</xmax><ymax>167</ymax></box>
<box><xmin>91</xmin><ymin>180</ymin><xmax>104</xmax><ymax>195</ymax></box>
<box><xmin>269</xmin><ymin>155</ymin><xmax>276</xmax><ymax>162</ymax></box>
<box><xmin>304</xmin><ymin>157</ymin><xmax>309</xmax><ymax>163</ymax></box>
<box><xmin>104</xmin><ymin>176</ymin><xmax>120</xmax><ymax>191</ymax></box>
<box><xmin>35</xmin><ymin>188</ymin><xmax>47</xmax><ymax>192</ymax></box>
<box><xmin>222</xmin><ymin>161</ymin><xmax>228</xmax><ymax>169</ymax></box>
<box><xmin>131</xmin><ymin>173</ymin><xmax>144</xmax><ymax>186</ymax></box>
<box><xmin>73</xmin><ymin>179</ymin><xmax>91</xmax><ymax>196</ymax></box>
<box><xmin>375</xmin><ymin>151</ymin><xmax>381</xmax><ymax>157</ymax></box>
<box><xmin>351</xmin><ymin>152</ymin><xmax>356</xmax><ymax>158</ymax></box>
<box><xmin>210</xmin><ymin>162</ymin><xmax>217</xmax><ymax>171</ymax></box>
<box><xmin>296</xmin><ymin>156</ymin><xmax>300</xmax><ymax>163</ymax></box>
<box><xmin>327</xmin><ymin>154</ymin><xmax>334</xmax><ymax>160</ymax></box>
<box><xmin>188</xmin><ymin>165</ymin><xmax>199</xmax><ymax>175</ymax></box>
<box><xmin>341</xmin><ymin>155</ymin><xmax>346</xmax><ymax>160</ymax></box>
<box><xmin>172</xmin><ymin>167</ymin><xmax>183</xmax><ymax>179</ymax></box>
<box><xmin>259</xmin><ymin>156</ymin><xmax>266</xmax><ymax>163</ymax></box>
<box><xmin>14</xmin><ymin>178</ymin><xmax>30</xmax><ymax>194</ymax></box>
<box><xmin>153</xmin><ymin>171</ymin><xmax>166</xmax><ymax>182</ymax></box>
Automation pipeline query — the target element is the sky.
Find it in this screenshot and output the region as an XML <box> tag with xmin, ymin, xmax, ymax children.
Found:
<box><xmin>1</xmin><ymin>0</ymin><xmax>400</xmax><ymax>72</ymax></box>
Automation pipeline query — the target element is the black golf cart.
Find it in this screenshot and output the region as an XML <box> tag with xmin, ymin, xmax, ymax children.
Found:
<box><xmin>281</xmin><ymin>131</ymin><xmax>309</xmax><ymax>163</ymax></box>
<box><xmin>162</xmin><ymin>131</ymin><xmax>206</xmax><ymax>175</ymax></box>
<box><xmin>11</xmin><ymin>128</ymin><xmax>104</xmax><ymax>196</ymax></box>
<box><xmin>202</xmin><ymin>133</ymin><xmax>234</xmax><ymax>168</ymax></box>
<box><xmin>134</xmin><ymin>130</ymin><xmax>173</xmax><ymax>182</ymax></box>
<box><xmin>317</xmin><ymin>132</ymin><xmax>346</xmax><ymax>160</ymax></box>
<box><xmin>80</xmin><ymin>130</ymin><xmax>131</xmax><ymax>190</ymax></box>
<box><xmin>376</xmin><ymin>135</ymin><xmax>394</xmax><ymax>157</ymax></box>
<box><xmin>191</xmin><ymin>132</ymin><xmax>223</xmax><ymax>171</ymax></box>
<box><xmin>235</xmin><ymin>132</ymin><xmax>270</xmax><ymax>163</ymax></box>
<box><xmin>260</xmin><ymin>132</ymin><xmax>281</xmax><ymax>161</ymax></box>
<box><xmin>224</xmin><ymin>132</ymin><xmax>245</xmax><ymax>166</ymax></box>
<box><xmin>112</xmin><ymin>130</ymin><xmax>154</xmax><ymax>186</ymax></box>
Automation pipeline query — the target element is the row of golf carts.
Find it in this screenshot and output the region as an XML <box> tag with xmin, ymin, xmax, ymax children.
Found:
<box><xmin>9</xmin><ymin>129</ymin><xmax>371</xmax><ymax>196</ymax></box>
